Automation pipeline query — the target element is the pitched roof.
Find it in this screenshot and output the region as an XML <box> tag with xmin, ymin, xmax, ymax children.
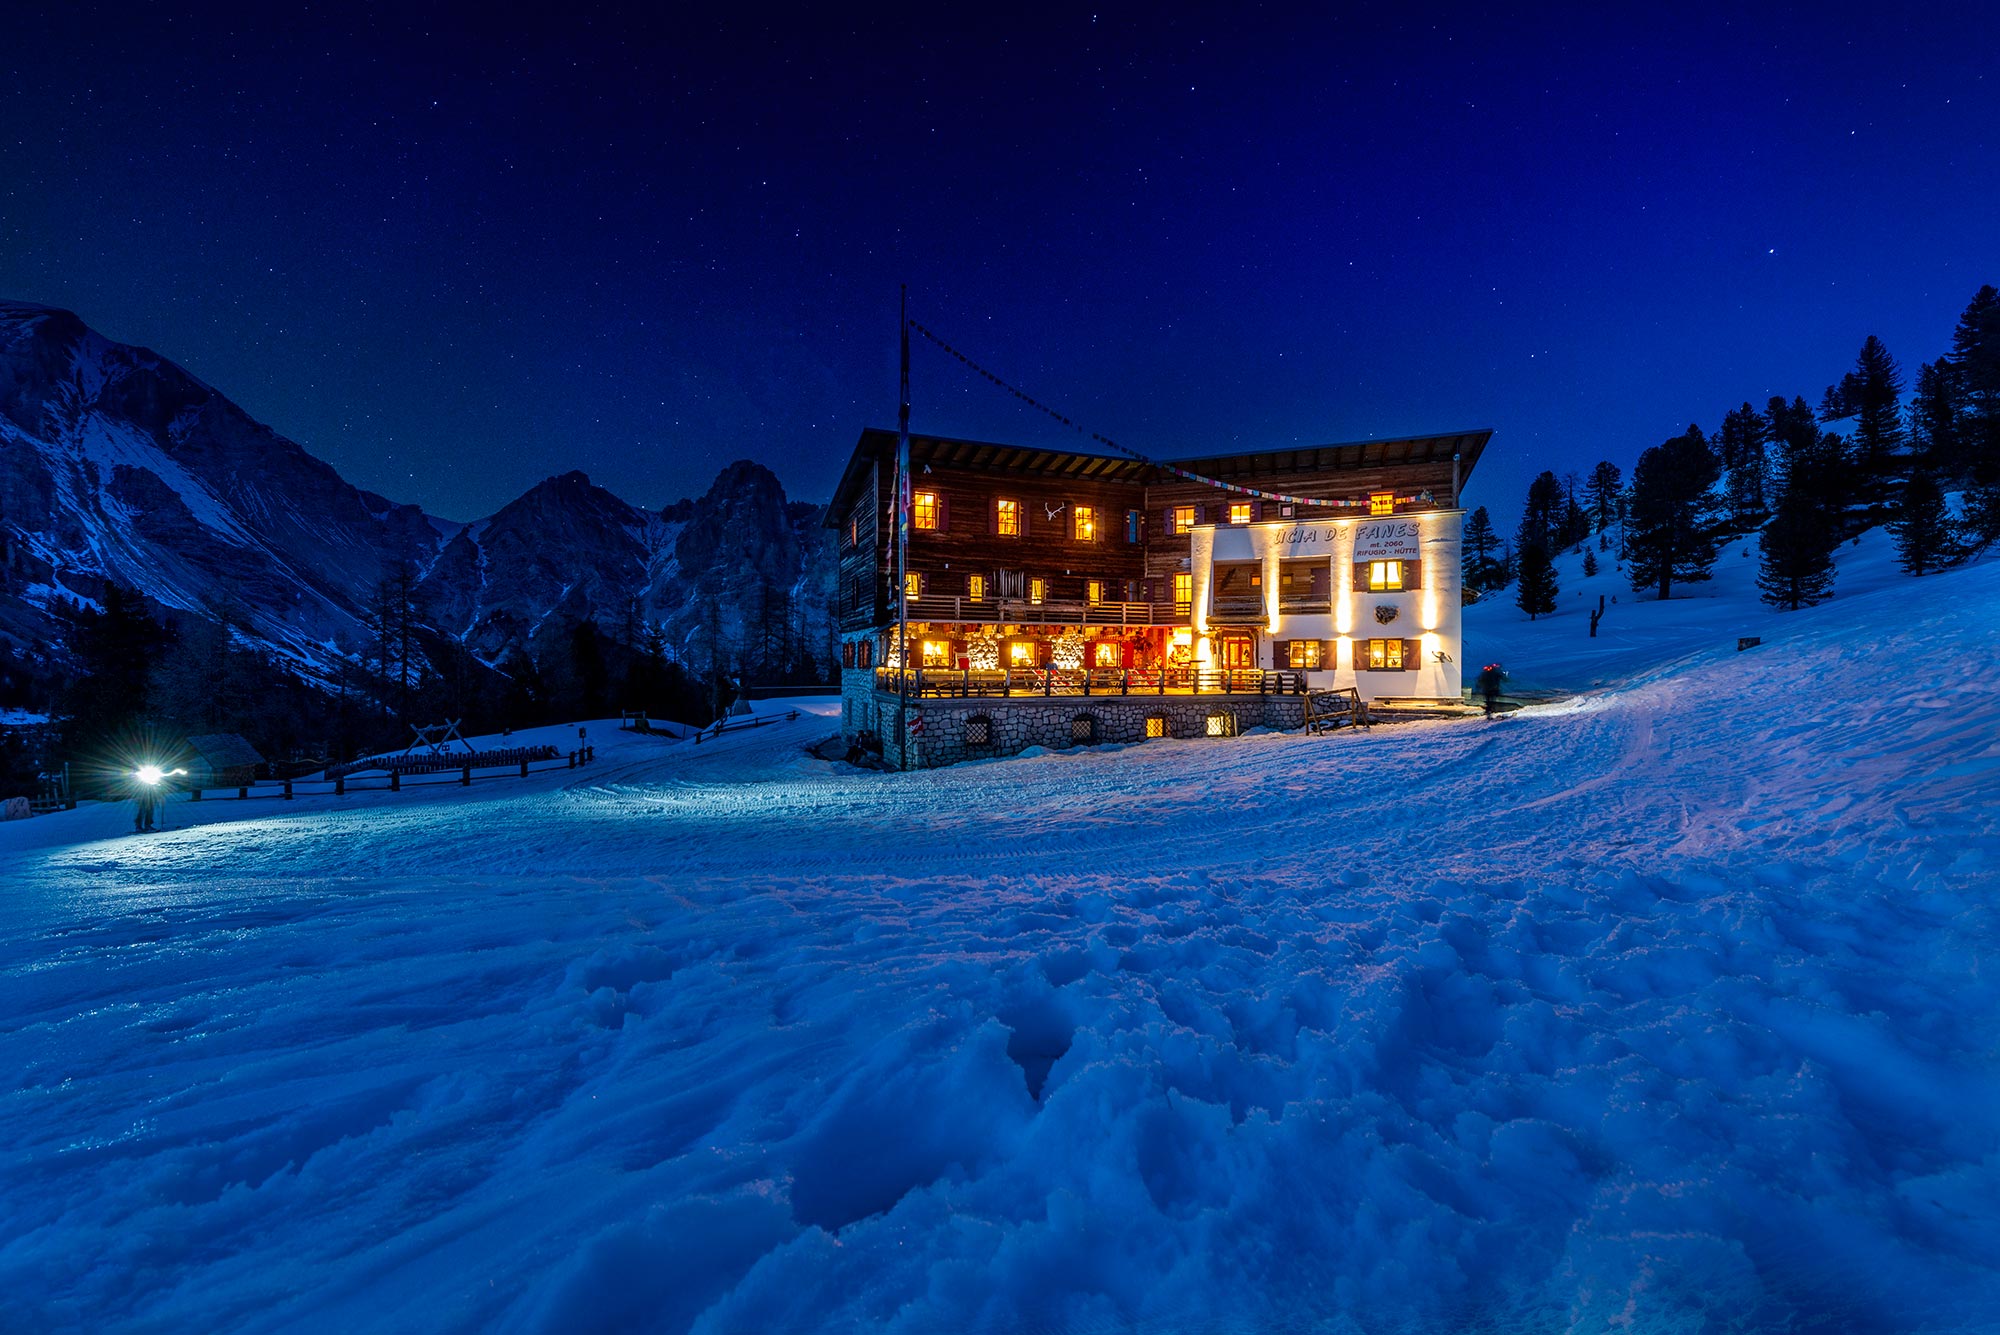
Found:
<box><xmin>826</xmin><ymin>426</ymin><xmax>1494</xmax><ymax>522</ymax></box>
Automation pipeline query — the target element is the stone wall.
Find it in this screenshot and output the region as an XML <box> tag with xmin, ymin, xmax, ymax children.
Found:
<box><xmin>850</xmin><ymin>688</ymin><xmax>1307</xmax><ymax>769</ymax></box>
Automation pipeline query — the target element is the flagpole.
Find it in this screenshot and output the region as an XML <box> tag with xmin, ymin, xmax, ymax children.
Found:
<box><xmin>895</xmin><ymin>284</ymin><xmax>911</xmax><ymax>761</ymax></box>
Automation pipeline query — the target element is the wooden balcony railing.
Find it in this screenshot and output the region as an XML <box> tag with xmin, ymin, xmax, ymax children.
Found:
<box><xmin>872</xmin><ymin>667</ymin><xmax>1308</xmax><ymax>699</ymax></box>
<box><xmin>902</xmin><ymin>596</ymin><xmax>1186</xmax><ymax>627</ymax></box>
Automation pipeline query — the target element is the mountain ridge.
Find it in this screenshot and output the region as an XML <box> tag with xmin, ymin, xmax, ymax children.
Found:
<box><xmin>0</xmin><ymin>299</ymin><xmax>836</xmax><ymax>691</ymax></box>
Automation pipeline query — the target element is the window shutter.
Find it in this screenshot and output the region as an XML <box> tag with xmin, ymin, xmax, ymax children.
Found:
<box><xmin>936</xmin><ymin>492</ymin><xmax>949</xmax><ymax>533</ymax></box>
<box><xmin>1250</xmin><ymin>500</ymin><xmax>1262</xmax><ymax>522</ymax></box>
<box><xmin>1353</xmin><ymin>561</ymin><xmax>1369</xmax><ymax>591</ymax></box>
<box><xmin>1404</xmin><ymin>557</ymin><xmax>1421</xmax><ymax>590</ymax></box>
<box><xmin>1274</xmin><ymin>639</ymin><xmax>1290</xmax><ymax>667</ymax></box>
<box><xmin>1404</xmin><ymin>638</ymin><xmax>1421</xmax><ymax>670</ymax></box>
<box><xmin>1194</xmin><ymin>504</ymin><xmax>1205</xmax><ymax>525</ymax></box>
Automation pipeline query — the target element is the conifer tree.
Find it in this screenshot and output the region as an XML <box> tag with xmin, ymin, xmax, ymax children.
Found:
<box><xmin>1627</xmin><ymin>426</ymin><xmax>1722</xmax><ymax>601</ymax></box>
<box><xmin>1515</xmin><ymin>543</ymin><xmax>1558</xmax><ymax>620</ymax></box>
<box><xmin>1583</xmin><ymin>461</ymin><xmax>1623</xmax><ymax>532</ymax></box>
<box><xmin>1582</xmin><ymin>548</ymin><xmax>1598</xmax><ymax>578</ymax></box>
<box><xmin>1889</xmin><ymin>473</ymin><xmax>1956</xmax><ymax>576</ymax></box>
<box><xmin>1462</xmin><ymin>506</ymin><xmax>1503</xmax><ymax>591</ymax></box>
<box><xmin>1718</xmin><ymin>403</ymin><xmax>1771</xmax><ymax>525</ymax></box>
<box><xmin>1516</xmin><ymin>471</ymin><xmax>1565</xmax><ymax>558</ymax></box>
<box><xmin>1819</xmin><ymin>335</ymin><xmax>1905</xmax><ymax>474</ymax></box>
<box><xmin>1757</xmin><ymin>490</ymin><xmax>1838</xmax><ymax>610</ymax></box>
<box><xmin>1769</xmin><ymin>397</ymin><xmax>1855</xmax><ymax>533</ymax></box>
<box><xmin>1907</xmin><ymin>359</ymin><xmax>1966</xmax><ymax>477</ymax></box>
<box><xmin>1950</xmin><ymin>285</ymin><xmax>2000</xmax><ymax>543</ymax></box>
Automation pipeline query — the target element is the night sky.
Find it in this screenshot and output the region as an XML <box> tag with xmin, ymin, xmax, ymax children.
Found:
<box><xmin>5</xmin><ymin>5</ymin><xmax>1995</xmax><ymax>522</ymax></box>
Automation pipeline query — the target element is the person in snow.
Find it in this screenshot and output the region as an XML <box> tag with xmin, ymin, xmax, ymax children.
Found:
<box><xmin>1476</xmin><ymin>662</ymin><xmax>1506</xmax><ymax>717</ymax></box>
<box><xmin>131</xmin><ymin>771</ymin><xmax>158</xmax><ymax>832</ymax></box>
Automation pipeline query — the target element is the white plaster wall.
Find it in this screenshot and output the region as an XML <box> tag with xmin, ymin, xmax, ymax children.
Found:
<box><xmin>1188</xmin><ymin>510</ymin><xmax>1467</xmax><ymax>701</ymax></box>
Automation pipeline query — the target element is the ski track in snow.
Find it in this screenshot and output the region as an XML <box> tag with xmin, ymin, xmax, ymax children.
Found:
<box><xmin>2</xmin><ymin>566</ymin><xmax>1999</xmax><ymax>1333</ymax></box>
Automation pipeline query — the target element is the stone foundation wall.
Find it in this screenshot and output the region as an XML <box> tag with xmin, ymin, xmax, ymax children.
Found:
<box><xmin>852</xmin><ymin>690</ymin><xmax>1307</xmax><ymax>769</ymax></box>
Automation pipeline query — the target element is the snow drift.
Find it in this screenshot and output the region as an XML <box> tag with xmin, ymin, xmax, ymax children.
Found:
<box><xmin>0</xmin><ymin>552</ymin><xmax>1995</xmax><ymax>1332</ymax></box>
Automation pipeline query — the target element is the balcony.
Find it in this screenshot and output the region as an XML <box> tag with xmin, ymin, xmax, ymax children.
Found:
<box><xmin>873</xmin><ymin>666</ymin><xmax>1308</xmax><ymax>699</ymax></box>
<box><xmin>902</xmin><ymin>595</ymin><xmax>1185</xmax><ymax>627</ymax></box>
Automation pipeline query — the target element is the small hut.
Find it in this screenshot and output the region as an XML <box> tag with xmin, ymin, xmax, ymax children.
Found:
<box><xmin>185</xmin><ymin>734</ymin><xmax>265</xmax><ymax>788</ymax></box>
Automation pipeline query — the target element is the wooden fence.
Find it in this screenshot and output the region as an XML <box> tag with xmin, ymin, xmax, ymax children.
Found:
<box><xmin>189</xmin><ymin>746</ymin><xmax>596</xmax><ymax>801</ymax></box>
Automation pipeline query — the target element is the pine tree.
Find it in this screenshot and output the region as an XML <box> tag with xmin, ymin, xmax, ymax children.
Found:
<box><xmin>1627</xmin><ymin>426</ymin><xmax>1723</xmax><ymax>601</ymax></box>
<box><xmin>1908</xmin><ymin>358</ymin><xmax>1967</xmax><ymax>477</ymax></box>
<box><xmin>1718</xmin><ymin>403</ymin><xmax>1771</xmax><ymax>526</ymax></box>
<box><xmin>1516</xmin><ymin>471</ymin><xmax>1565</xmax><ymax>558</ymax></box>
<box><xmin>1757</xmin><ymin>490</ymin><xmax>1838</xmax><ymax>610</ymax></box>
<box><xmin>1515</xmin><ymin>543</ymin><xmax>1559</xmax><ymax>620</ymax></box>
<box><xmin>1769</xmin><ymin>397</ymin><xmax>1856</xmax><ymax>534</ymax></box>
<box><xmin>1582</xmin><ymin>548</ymin><xmax>1598</xmax><ymax>578</ymax></box>
<box><xmin>1819</xmin><ymin>335</ymin><xmax>1905</xmax><ymax>474</ymax></box>
<box><xmin>1889</xmin><ymin>473</ymin><xmax>1957</xmax><ymax>576</ymax></box>
<box><xmin>1950</xmin><ymin>285</ymin><xmax>2000</xmax><ymax>544</ymax></box>
<box><xmin>1462</xmin><ymin>506</ymin><xmax>1503</xmax><ymax>592</ymax></box>
<box><xmin>1583</xmin><ymin>461</ymin><xmax>1623</xmax><ymax>532</ymax></box>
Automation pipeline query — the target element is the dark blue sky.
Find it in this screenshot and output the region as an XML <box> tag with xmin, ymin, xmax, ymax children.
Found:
<box><xmin>4</xmin><ymin>5</ymin><xmax>1994</xmax><ymax>520</ymax></box>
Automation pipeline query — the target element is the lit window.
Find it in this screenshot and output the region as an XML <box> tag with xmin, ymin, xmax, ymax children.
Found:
<box><xmin>1009</xmin><ymin>641</ymin><xmax>1037</xmax><ymax>665</ymax></box>
<box><xmin>1029</xmin><ymin>577</ymin><xmax>1046</xmax><ymax>604</ymax></box>
<box><xmin>1093</xmin><ymin>641</ymin><xmax>1121</xmax><ymax>667</ymax></box>
<box><xmin>995</xmin><ymin>498</ymin><xmax>1020</xmax><ymax>536</ymax></box>
<box><xmin>921</xmin><ymin>639</ymin><xmax>951</xmax><ymax>667</ymax></box>
<box><xmin>905</xmin><ymin>572</ymin><xmax>923</xmax><ymax>599</ymax></box>
<box><xmin>1368</xmin><ymin>560</ymin><xmax>1405</xmax><ymax>591</ymax></box>
<box><xmin>1205</xmin><ymin>712</ymin><xmax>1237</xmax><ymax>737</ymax></box>
<box><xmin>1171</xmin><ymin>505</ymin><xmax>1196</xmax><ymax>534</ymax></box>
<box><xmin>1172</xmin><ymin>573</ymin><xmax>1193</xmax><ymax>605</ymax></box>
<box><xmin>1288</xmin><ymin>640</ymin><xmax>1321</xmax><ymax>669</ymax></box>
<box><xmin>913</xmin><ymin>491</ymin><xmax>939</xmax><ymax>531</ymax></box>
<box><xmin>1085</xmin><ymin>579</ymin><xmax>1104</xmax><ymax>604</ymax></box>
<box><xmin>968</xmin><ymin>573</ymin><xmax>987</xmax><ymax>600</ymax></box>
<box><xmin>1229</xmin><ymin>501</ymin><xmax>1252</xmax><ymax>525</ymax></box>
<box><xmin>1369</xmin><ymin>493</ymin><xmax>1394</xmax><ymax>516</ymax></box>
<box><xmin>1367</xmin><ymin>638</ymin><xmax>1404</xmax><ymax>670</ymax></box>
<box><xmin>1074</xmin><ymin>505</ymin><xmax>1095</xmax><ymax>541</ymax></box>
<box><xmin>1144</xmin><ymin>715</ymin><xmax>1168</xmax><ymax>738</ymax></box>
<box><xmin>847</xmin><ymin>515</ymin><xmax>859</xmax><ymax>547</ymax></box>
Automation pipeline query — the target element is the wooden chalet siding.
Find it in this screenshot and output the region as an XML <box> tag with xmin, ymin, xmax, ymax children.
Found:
<box><xmin>899</xmin><ymin>464</ymin><xmax>1146</xmax><ymax>606</ymax></box>
<box><xmin>836</xmin><ymin>466</ymin><xmax>882</xmax><ymax>630</ymax></box>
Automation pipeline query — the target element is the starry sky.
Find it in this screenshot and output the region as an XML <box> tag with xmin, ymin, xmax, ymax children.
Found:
<box><xmin>4</xmin><ymin>5</ymin><xmax>1995</xmax><ymax>521</ymax></box>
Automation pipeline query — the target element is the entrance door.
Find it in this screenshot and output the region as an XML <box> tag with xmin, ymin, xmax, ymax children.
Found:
<box><xmin>1220</xmin><ymin>635</ymin><xmax>1255</xmax><ymax>669</ymax></box>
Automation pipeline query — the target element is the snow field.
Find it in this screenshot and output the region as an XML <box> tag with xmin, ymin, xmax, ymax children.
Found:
<box><xmin>1</xmin><ymin>567</ymin><xmax>1997</xmax><ymax>1331</ymax></box>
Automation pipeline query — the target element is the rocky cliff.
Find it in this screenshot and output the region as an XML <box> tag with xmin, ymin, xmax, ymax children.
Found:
<box><xmin>0</xmin><ymin>300</ymin><xmax>835</xmax><ymax>689</ymax></box>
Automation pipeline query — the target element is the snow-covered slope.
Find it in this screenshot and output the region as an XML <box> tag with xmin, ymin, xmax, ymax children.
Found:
<box><xmin>1463</xmin><ymin>519</ymin><xmax>1958</xmax><ymax>695</ymax></box>
<box><xmin>2</xmin><ymin>549</ymin><xmax>1994</xmax><ymax>1329</ymax></box>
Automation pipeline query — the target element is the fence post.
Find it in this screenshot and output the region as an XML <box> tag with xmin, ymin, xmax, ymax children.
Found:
<box><xmin>1044</xmin><ymin>668</ymin><xmax>1052</xmax><ymax>697</ymax></box>
<box><xmin>335</xmin><ymin>776</ymin><xmax>345</xmax><ymax>796</ymax></box>
<box><xmin>520</xmin><ymin>758</ymin><xmax>529</xmax><ymax>777</ymax></box>
<box><xmin>569</xmin><ymin>751</ymin><xmax>577</xmax><ymax>768</ymax></box>
<box><xmin>461</xmin><ymin>764</ymin><xmax>472</xmax><ymax>786</ymax></box>
<box><xmin>1122</xmin><ymin>668</ymin><xmax>1129</xmax><ymax>696</ymax></box>
<box><xmin>283</xmin><ymin>779</ymin><xmax>293</xmax><ymax>800</ymax></box>
<box><xmin>190</xmin><ymin>788</ymin><xmax>202</xmax><ymax>802</ymax></box>
<box><xmin>390</xmin><ymin>770</ymin><xmax>400</xmax><ymax>792</ymax></box>
<box><xmin>238</xmin><ymin>785</ymin><xmax>248</xmax><ymax>799</ymax></box>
